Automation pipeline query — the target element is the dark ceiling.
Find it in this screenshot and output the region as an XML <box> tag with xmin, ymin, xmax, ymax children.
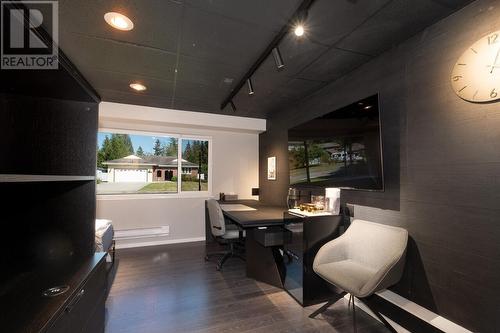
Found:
<box><xmin>56</xmin><ymin>0</ymin><xmax>473</xmax><ymax>119</ymax></box>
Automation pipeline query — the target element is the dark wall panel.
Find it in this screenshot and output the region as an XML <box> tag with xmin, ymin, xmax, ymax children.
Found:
<box><xmin>259</xmin><ymin>0</ymin><xmax>500</xmax><ymax>331</ymax></box>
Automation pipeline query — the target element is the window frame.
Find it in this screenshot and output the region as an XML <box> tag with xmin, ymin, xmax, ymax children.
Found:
<box><xmin>96</xmin><ymin>128</ymin><xmax>212</xmax><ymax>199</ymax></box>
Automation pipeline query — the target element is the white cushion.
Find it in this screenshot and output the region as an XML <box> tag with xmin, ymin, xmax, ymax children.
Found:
<box><xmin>313</xmin><ymin>219</ymin><xmax>408</xmax><ymax>297</ymax></box>
<box><xmin>95</xmin><ymin>219</ymin><xmax>112</xmax><ymax>232</ymax></box>
<box><xmin>315</xmin><ymin>259</ymin><xmax>376</xmax><ymax>296</ymax></box>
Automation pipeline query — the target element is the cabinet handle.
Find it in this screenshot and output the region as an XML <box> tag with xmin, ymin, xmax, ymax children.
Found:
<box><xmin>66</xmin><ymin>289</ymin><xmax>85</xmax><ymax>313</ymax></box>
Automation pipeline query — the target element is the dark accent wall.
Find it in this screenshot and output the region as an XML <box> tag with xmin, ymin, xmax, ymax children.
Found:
<box><xmin>259</xmin><ymin>1</ymin><xmax>500</xmax><ymax>331</ymax></box>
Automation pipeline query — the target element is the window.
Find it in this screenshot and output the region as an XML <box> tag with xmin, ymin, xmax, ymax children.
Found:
<box><xmin>181</xmin><ymin>139</ymin><xmax>209</xmax><ymax>192</ymax></box>
<box><xmin>96</xmin><ymin>131</ymin><xmax>210</xmax><ymax>195</ymax></box>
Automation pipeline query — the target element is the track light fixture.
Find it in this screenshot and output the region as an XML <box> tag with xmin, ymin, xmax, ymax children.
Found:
<box><xmin>219</xmin><ymin>0</ymin><xmax>316</xmax><ymax>111</ymax></box>
<box><xmin>272</xmin><ymin>47</ymin><xmax>285</xmax><ymax>70</ymax></box>
<box><xmin>247</xmin><ymin>78</ymin><xmax>255</xmax><ymax>95</ymax></box>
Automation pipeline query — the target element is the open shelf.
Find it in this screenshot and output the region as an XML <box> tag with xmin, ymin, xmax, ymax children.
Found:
<box><xmin>0</xmin><ymin>174</ymin><xmax>95</xmax><ymax>182</ymax></box>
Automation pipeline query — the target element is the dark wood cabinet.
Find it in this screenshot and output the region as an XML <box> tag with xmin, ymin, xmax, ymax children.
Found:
<box><xmin>0</xmin><ymin>253</ymin><xmax>106</xmax><ymax>333</ymax></box>
<box><xmin>0</xmin><ymin>21</ymin><xmax>102</xmax><ymax>333</ymax></box>
<box><xmin>283</xmin><ymin>212</ymin><xmax>342</xmax><ymax>306</ymax></box>
<box><xmin>47</xmin><ymin>254</ymin><xmax>106</xmax><ymax>333</ymax></box>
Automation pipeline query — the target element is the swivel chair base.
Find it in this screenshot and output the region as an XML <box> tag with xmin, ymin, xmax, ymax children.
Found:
<box><xmin>205</xmin><ymin>241</ymin><xmax>245</xmax><ymax>271</ymax></box>
<box><xmin>309</xmin><ymin>293</ymin><xmax>397</xmax><ymax>333</ymax></box>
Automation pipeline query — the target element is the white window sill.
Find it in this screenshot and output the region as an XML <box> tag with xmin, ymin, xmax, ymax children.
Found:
<box><xmin>96</xmin><ymin>191</ymin><xmax>213</xmax><ymax>201</ymax></box>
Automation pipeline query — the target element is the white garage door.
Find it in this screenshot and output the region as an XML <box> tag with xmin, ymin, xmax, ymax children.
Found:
<box><xmin>114</xmin><ymin>169</ymin><xmax>148</xmax><ymax>182</ymax></box>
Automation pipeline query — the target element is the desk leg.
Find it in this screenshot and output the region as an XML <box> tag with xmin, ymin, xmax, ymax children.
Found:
<box><xmin>245</xmin><ymin>229</ymin><xmax>284</xmax><ymax>289</ymax></box>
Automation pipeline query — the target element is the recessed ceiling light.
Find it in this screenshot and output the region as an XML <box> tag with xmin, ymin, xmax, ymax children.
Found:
<box><xmin>364</xmin><ymin>105</ymin><xmax>372</xmax><ymax>109</ymax></box>
<box><xmin>104</xmin><ymin>12</ymin><xmax>134</xmax><ymax>31</ymax></box>
<box><xmin>294</xmin><ymin>24</ymin><xmax>305</xmax><ymax>37</ymax></box>
<box><xmin>129</xmin><ymin>83</ymin><xmax>146</xmax><ymax>91</ymax></box>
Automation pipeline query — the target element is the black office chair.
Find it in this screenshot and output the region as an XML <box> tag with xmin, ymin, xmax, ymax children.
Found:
<box><xmin>205</xmin><ymin>199</ymin><xmax>245</xmax><ymax>271</ymax></box>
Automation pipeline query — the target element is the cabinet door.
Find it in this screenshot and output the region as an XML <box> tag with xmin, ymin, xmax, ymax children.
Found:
<box><xmin>46</xmin><ymin>311</ymin><xmax>72</xmax><ymax>333</ymax></box>
<box><xmin>283</xmin><ymin>221</ymin><xmax>304</xmax><ymax>304</ymax></box>
<box><xmin>69</xmin><ymin>263</ymin><xmax>106</xmax><ymax>333</ymax></box>
<box><xmin>47</xmin><ymin>261</ymin><xmax>106</xmax><ymax>333</ymax></box>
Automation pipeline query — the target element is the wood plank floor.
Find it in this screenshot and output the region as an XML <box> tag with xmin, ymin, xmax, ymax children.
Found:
<box><xmin>105</xmin><ymin>242</ymin><xmax>389</xmax><ymax>333</ymax></box>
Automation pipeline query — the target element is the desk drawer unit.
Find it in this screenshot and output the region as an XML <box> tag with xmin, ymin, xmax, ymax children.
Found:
<box><xmin>254</xmin><ymin>226</ymin><xmax>291</xmax><ymax>247</ymax></box>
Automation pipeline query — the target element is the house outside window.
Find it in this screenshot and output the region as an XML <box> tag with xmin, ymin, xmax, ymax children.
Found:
<box><xmin>96</xmin><ymin>131</ymin><xmax>210</xmax><ymax>195</ymax></box>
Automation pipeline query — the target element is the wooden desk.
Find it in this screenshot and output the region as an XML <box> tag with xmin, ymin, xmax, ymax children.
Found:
<box><xmin>220</xmin><ymin>200</ymin><xmax>284</xmax><ymax>228</ymax></box>
<box><xmin>208</xmin><ymin>200</ymin><xmax>287</xmax><ymax>288</ymax></box>
<box><xmin>206</xmin><ymin>200</ymin><xmax>344</xmax><ymax>305</ymax></box>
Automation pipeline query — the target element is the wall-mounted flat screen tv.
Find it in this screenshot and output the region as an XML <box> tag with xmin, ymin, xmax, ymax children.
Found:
<box><xmin>288</xmin><ymin>94</ymin><xmax>383</xmax><ymax>191</ymax></box>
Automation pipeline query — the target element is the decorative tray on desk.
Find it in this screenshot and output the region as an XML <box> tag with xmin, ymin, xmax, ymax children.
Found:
<box><xmin>287</xmin><ymin>208</ymin><xmax>334</xmax><ymax>218</ymax></box>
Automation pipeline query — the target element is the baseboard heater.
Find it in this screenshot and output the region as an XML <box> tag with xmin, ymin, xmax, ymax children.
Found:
<box><xmin>114</xmin><ymin>226</ymin><xmax>170</xmax><ymax>240</ymax></box>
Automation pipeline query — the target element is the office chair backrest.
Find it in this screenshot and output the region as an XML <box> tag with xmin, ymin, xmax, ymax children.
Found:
<box><xmin>207</xmin><ymin>199</ymin><xmax>225</xmax><ymax>237</ymax></box>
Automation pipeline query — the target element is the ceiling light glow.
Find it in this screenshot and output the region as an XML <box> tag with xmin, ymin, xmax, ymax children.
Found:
<box><xmin>104</xmin><ymin>12</ymin><xmax>134</xmax><ymax>31</ymax></box>
<box><xmin>129</xmin><ymin>83</ymin><xmax>146</xmax><ymax>91</ymax></box>
<box><xmin>294</xmin><ymin>24</ymin><xmax>305</xmax><ymax>37</ymax></box>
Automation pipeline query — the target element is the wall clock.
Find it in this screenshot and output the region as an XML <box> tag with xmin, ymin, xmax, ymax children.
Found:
<box><xmin>451</xmin><ymin>30</ymin><xmax>500</xmax><ymax>102</ymax></box>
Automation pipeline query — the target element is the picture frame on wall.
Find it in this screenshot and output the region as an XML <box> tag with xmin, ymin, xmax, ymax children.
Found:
<box><xmin>267</xmin><ymin>156</ymin><xmax>276</xmax><ymax>180</ymax></box>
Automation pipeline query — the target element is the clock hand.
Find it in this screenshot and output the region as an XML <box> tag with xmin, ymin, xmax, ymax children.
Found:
<box><xmin>490</xmin><ymin>48</ymin><xmax>500</xmax><ymax>74</ymax></box>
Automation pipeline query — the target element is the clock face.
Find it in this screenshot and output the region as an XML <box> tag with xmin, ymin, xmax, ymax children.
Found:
<box><xmin>451</xmin><ymin>30</ymin><xmax>500</xmax><ymax>102</ymax></box>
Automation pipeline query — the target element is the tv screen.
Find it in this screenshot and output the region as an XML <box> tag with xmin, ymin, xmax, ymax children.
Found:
<box><xmin>288</xmin><ymin>94</ymin><xmax>383</xmax><ymax>190</ymax></box>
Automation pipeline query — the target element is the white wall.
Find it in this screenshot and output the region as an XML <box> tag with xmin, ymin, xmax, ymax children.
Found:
<box><xmin>96</xmin><ymin>102</ymin><xmax>265</xmax><ymax>248</ymax></box>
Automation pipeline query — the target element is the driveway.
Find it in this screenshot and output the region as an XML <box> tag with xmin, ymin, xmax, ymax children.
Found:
<box><xmin>97</xmin><ymin>182</ymin><xmax>148</xmax><ymax>194</ymax></box>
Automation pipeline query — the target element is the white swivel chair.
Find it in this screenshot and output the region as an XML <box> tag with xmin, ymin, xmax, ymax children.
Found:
<box><xmin>310</xmin><ymin>219</ymin><xmax>408</xmax><ymax>332</ymax></box>
<box><xmin>205</xmin><ymin>199</ymin><xmax>245</xmax><ymax>271</ymax></box>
